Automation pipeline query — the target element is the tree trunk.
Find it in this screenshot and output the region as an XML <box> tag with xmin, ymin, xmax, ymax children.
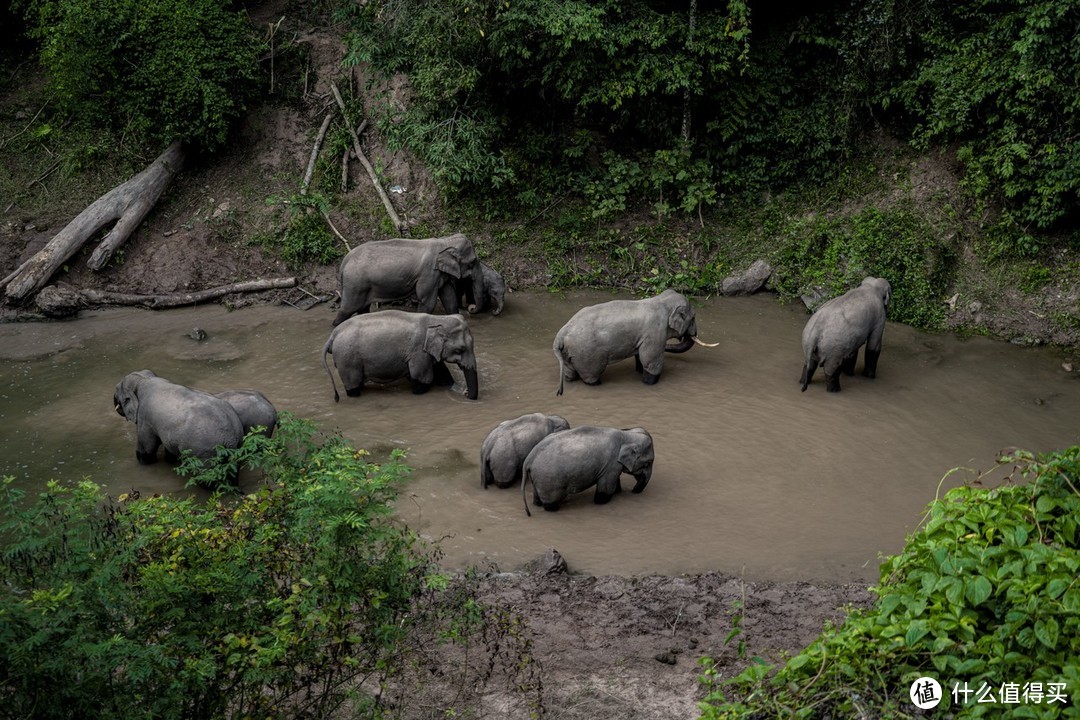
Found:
<box><xmin>34</xmin><ymin>277</ymin><xmax>297</xmax><ymax>317</ymax></box>
<box><xmin>4</xmin><ymin>141</ymin><xmax>186</xmax><ymax>303</ymax></box>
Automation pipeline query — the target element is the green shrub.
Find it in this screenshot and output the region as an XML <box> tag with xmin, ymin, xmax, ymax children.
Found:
<box><xmin>699</xmin><ymin>447</ymin><xmax>1080</xmax><ymax>718</ymax></box>
<box><xmin>0</xmin><ymin>415</ymin><xmax>500</xmax><ymax>719</ymax></box>
<box><xmin>261</xmin><ymin>192</ymin><xmax>344</xmax><ymax>269</ymax></box>
<box><xmin>20</xmin><ymin>0</ymin><xmax>262</xmax><ymax>151</ymax></box>
<box><xmin>770</xmin><ymin>204</ymin><xmax>953</xmax><ymax>329</ymax></box>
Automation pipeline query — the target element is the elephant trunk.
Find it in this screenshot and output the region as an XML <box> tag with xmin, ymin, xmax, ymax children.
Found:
<box><xmin>631</xmin><ymin>466</ymin><xmax>652</xmax><ymax>493</ymax></box>
<box><xmin>468</xmin><ymin>269</ymin><xmax>485</xmax><ymax>314</ymax></box>
<box><xmin>665</xmin><ymin>334</ymin><xmax>695</xmax><ymax>354</ymax></box>
<box><xmin>462</xmin><ymin>365</ymin><xmax>479</xmax><ymax>400</ymax></box>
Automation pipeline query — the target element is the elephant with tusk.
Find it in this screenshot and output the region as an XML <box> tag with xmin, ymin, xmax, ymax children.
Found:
<box><xmin>552</xmin><ymin>289</ymin><xmax>715</xmax><ymax>394</ymax></box>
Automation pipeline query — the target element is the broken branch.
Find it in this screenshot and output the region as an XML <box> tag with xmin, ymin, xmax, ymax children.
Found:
<box><xmin>330</xmin><ymin>82</ymin><xmax>406</xmax><ymax>234</ymax></box>
<box><xmin>301</xmin><ymin>112</ymin><xmax>334</xmax><ymax>195</ymax></box>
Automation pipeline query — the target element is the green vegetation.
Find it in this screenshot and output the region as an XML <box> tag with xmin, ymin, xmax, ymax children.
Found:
<box><xmin>17</xmin><ymin>0</ymin><xmax>262</xmax><ymax>151</ymax></box>
<box><xmin>699</xmin><ymin>447</ymin><xmax>1080</xmax><ymax>718</ymax></box>
<box><xmin>0</xmin><ymin>415</ymin><xmax>540</xmax><ymax>719</ymax></box>
<box><xmin>259</xmin><ymin>192</ymin><xmax>344</xmax><ymax>270</ymax></box>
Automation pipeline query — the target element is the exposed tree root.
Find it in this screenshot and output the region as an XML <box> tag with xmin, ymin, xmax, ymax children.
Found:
<box><xmin>34</xmin><ymin>277</ymin><xmax>297</xmax><ymax>317</ymax></box>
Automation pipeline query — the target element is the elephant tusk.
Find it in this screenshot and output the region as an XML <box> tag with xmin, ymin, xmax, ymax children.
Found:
<box><xmin>692</xmin><ymin>336</ymin><xmax>719</xmax><ymax>348</ymax></box>
<box><xmin>115</xmin><ymin>403</ymin><xmax>121</xmax><ymax>412</ymax></box>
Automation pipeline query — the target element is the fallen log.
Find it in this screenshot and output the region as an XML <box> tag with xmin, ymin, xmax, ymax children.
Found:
<box><xmin>34</xmin><ymin>277</ymin><xmax>297</xmax><ymax>317</ymax></box>
<box><xmin>4</xmin><ymin>141</ymin><xmax>186</xmax><ymax>303</ymax></box>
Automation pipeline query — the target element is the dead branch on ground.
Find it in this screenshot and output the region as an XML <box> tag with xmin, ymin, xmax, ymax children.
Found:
<box><xmin>330</xmin><ymin>82</ymin><xmax>406</xmax><ymax>235</ymax></box>
<box><xmin>301</xmin><ymin>112</ymin><xmax>334</xmax><ymax>195</ymax></box>
<box><xmin>35</xmin><ymin>277</ymin><xmax>297</xmax><ymax>316</ymax></box>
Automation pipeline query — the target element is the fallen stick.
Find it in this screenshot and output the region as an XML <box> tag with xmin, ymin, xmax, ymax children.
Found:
<box><xmin>330</xmin><ymin>82</ymin><xmax>406</xmax><ymax>234</ymax></box>
<box><xmin>301</xmin><ymin>112</ymin><xmax>334</xmax><ymax>195</ymax></box>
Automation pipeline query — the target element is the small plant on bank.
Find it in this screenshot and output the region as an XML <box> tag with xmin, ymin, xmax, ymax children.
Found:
<box><xmin>261</xmin><ymin>191</ymin><xmax>343</xmax><ymax>269</ymax></box>
<box><xmin>698</xmin><ymin>446</ymin><xmax>1080</xmax><ymax>719</ymax></box>
<box><xmin>0</xmin><ymin>414</ymin><xmax>542</xmax><ymax>719</ymax></box>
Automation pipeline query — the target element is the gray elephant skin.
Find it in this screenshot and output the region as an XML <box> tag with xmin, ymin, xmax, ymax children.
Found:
<box><xmin>457</xmin><ymin>261</ymin><xmax>507</xmax><ymax>315</ymax></box>
<box><xmin>113</xmin><ymin>370</ymin><xmax>244</xmax><ymax>464</ymax></box>
<box><xmin>800</xmin><ymin>276</ymin><xmax>891</xmax><ymax>393</ymax></box>
<box><xmin>481</xmin><ymin>413</ymin><xmax>570</xmax><ymax>489</ymax></box>
<box><xmin>215</xmin><ymin>389</ymin><xmax>278</xmax><ymax>437</ymax></box>
<box><xmin>521</xmin><ymin>425</ymin><xmax>654</xmax><ymax>515</ymax></box>
<box><xmin>553</xmin><ymin>289</ymin><xmax>706</xmax><ymax>394</ymax></box>
<box><xmin>322</xmin><ymin>310</ymin><xmax>479</xmax><ymax>401</ymax></box>
<box><xmin>333</xmin><ymin>233</ymin><xmax>485</xmax><ymax>325</ymax></box>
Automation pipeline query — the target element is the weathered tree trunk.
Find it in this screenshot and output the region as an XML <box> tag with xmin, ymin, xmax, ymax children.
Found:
<box><xmin>34</xmin><ymin>277</ymin><xmax>297</xmax><ymax>317</ymax></box>
<box><xmin>4</xmin><ymin>141</ymin><xmax>186</xmax><ymax>303</ymax></box>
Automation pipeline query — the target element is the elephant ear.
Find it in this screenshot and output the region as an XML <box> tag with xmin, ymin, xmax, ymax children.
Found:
<box><xmin>667</xmin><ymin>303</ymin><xmax>691</xmax><ymax>334</ymax></box>
<box><xmin>618</xmin><ymin>441</ymin><xmax>642</xmax><ymax>472</ymax></box>
<box><xmin>423</xmin><ymin>323</ymin><xmax>449</xmax><ymax>359</ymax></box>
<box><xmin>116</xmin><ymin>373</ymin><xmax>145</xmax><ymax>419</ymax></box>
<box><xmin>435</xmin><ymin>247</ymin><xmax>464</xmax><ymax>278</ymax></box>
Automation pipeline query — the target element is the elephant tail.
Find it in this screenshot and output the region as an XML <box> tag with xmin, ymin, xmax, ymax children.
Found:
<box><xmin>554</xmin><ymin>338</ymin><xmax>567</xmax><ymax>397</ymax></box>
<box><xmin>800</xmin><ymin>352</ymin><xmax>818</xmax><ymax>392</ymax></box>
<box><xmin>322</xmin><ymin>334</ymin><xmax>340</xmax><ymax>403</ymax></box>
<box><xmin>522</xmin><ymin>467</ymin><xmax>533</xmax><ymax>517</ymax></box>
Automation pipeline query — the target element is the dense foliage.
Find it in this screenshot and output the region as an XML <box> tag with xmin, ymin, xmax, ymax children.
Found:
<box><xmin>0</xmin><ymin>416</ymin><xmax>539</xmax><ymax>719</ymax></box>
<box><xmin>18</xmin><ymin>0</ymin><xmax>262</xmax><ymax>151</ymax></box>
<box><xmin>344</xmin><ymin>0</ymin><xmax>1078</xmax><ymax>252</ymax></box>
<box><xmin>887</xmin><ymin>0</ymin><xmax>1080</xmax><ymax>251</ymax></box>
<box><xmin>699</xmin><ymin>447</ymin><xmax>1080</xmax><ymax>718</ymax></box>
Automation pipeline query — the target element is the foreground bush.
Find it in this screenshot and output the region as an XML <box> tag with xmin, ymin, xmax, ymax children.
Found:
<box><xmin>700</xmin><ymin>447</ymin><xmax>1080</xmax><ymax>718</ymax></box>
<box><xmin>0</xmin><ymin>415</ymin><xmax>540</xmax><ymax>719</ymax></box>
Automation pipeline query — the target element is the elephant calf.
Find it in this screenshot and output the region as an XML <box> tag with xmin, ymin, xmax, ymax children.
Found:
<box><xmin>521</xmin><ymin>426</ymin><xmax>654</xmax><ymax>515</ymax></box>
<box><xmin>457</xmin><ymin>261</ymin><xmax>507</xmax><ymax>316</ymax></box>
<box><xmin>481</xmin><ymin>413</ymin><xmax>570</xmax><ymax>489</ymax></box>
<box><xmin>800</xmin><ymin>276</ymin><xmax>891</xmax><ymax>392</ymax></box>
<box><xmin>215</xmin><ymin>389</ymin><xmax>278</xmax><ymax>437</ymax></box>
<box><xmin>113</xmin><ymin>370</ymin><xmax>245</xmax><ymax>465</ymax></box>
<box><xmin>322</xmin><ymin>310</ymin><xmax>479</xmax><ymax>401</ymax></box>
<box><xmin>553</xmin><ymin>289</ymin><xmax>713</xmax><ymax>395</ymax></box>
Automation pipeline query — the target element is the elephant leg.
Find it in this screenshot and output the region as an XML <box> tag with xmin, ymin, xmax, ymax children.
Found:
<box><xmin>863</xmin><ymin>348</ymin><xmax>881</xmax><ymax>378</ymax></box>
<box><xmin>841</xmin><ymin>351</ymin><xmax>858</xmax><ymax>376</ymax></box>
<box><xmin>437</xmin><ymin>282</ymin><xmax>461</xmax><ymax>314</ymax></box>
<box><xmin>825</xmin><ymin>371</ymin><xmax>842</xmax><ymax>392</ymax></box>
<box><xmin>642</xmin><ymin>370</ymin><xmax>660</xmax><ymax>385</ymax></box>
<box><xmin>136</xmin><ymin>428</ymin><xmax>161</xmax><ymax>464</ymax></box>
<box><xmin>542</xmin><ymin>502</ymin><xmax>561</xmax><ymax>512</ymax></box>
<box><xmin>635</xmin><ymin>354</ymin><xmax>644</xmax><ymax>374</ymax></box>
<box><xmin>411</xmin><ymin>381</ymin><xmax>432</xmax><ymax>395</ymax></box>
<box><xmin>594</xmin><ymin>490</ymin><xmax>614</xmax><ymax>504</ymax></box>
<box><xmin>432</xmin><ymin>361</ymin><xmax>455</xmax><ymax>386</ymax></box>
<box><xmin>163</xmin><ymin>448</ymin><xmax>179</xmax><ymax>463</ymax></box>
<box><xmin>345</xmin><ymin>385</ymin><xmax>363</xmax><ymax>397</ymax></box>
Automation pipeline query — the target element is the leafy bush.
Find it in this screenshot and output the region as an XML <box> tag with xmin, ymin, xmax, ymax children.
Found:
<box><xmin>260</xmin><ymin>192</ymin><xmax>344</xmax><ymax>269</ymax></box>
<box><xmin>0</xmin><ymin>415</ymin><xmax>539</xmax><ymax>719</ymax></box>
<box><xmin>886</xmin><ymin>0</ymin><xmax>1080</xmax><ymax>246</ymax></box>
<box><xmin>699</xmin><ymin>447</ymin><xmax>1080</xmax><ymax>718</ymax></box>
<box><xmin>770</xmin><ymin>204</ymin><xmax>954</xmax><ymax>329</ymax></box>
<box><xmin>19</xmin><ymin>0</ymin><xmax>262</xmax><ymax>151</ymax></box>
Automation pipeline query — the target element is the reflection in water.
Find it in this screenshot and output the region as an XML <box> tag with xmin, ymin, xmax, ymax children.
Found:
<box><xmin>1</xmin><ymin>292</ymin><xmax>1078</xmax><ymax>583</ymax></box>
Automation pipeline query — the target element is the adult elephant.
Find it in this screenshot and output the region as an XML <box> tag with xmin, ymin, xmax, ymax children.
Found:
<box><xmin>322</xmin><ymin>310</ymin><xmax>479</xmax><ymax>401</ymax></box>
<box><xmin>481</xmin><ymin>413</ymin><xmax>570</xmax><ymax>489</ymax></box>
<box><xmin>800</xmin><ymin>276</ymin><xmax>891</xmax><ymax>393</ymax></box>
<box><xmin>521</xmin><ymin>426</ymin><xmax>654</xmax><ymax>515</ymax></box>
<box><xmin>333</xmin><ymin>233</ymin><xmax>485</xmax><ymax>325</ymax></box>
<box><xmin>113</xmin><ymin>370</ymin><xmax>244</xmax><ymax>464</ymax></box>
<box><xmin>553</xmin><ymin>289</ymin><xmax>715</xmax><ymax>395</ymax></box>
<box><xmin>215</xmin><ymin>389</ymin><xmax>278</xmax><ymax>437</ymax></box>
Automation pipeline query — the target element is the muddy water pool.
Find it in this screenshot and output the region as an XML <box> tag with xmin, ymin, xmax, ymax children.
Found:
<box><xmin>2</xmin><ymin>290</ymin><xmax>1078</xmax><ymax>583</ymax></box>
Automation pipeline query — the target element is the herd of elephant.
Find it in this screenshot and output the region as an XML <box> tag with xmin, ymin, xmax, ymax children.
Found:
<box><xmin>112</xmin><ymin>234</ymin><xmax>892</xmax><ymax>514</ymax></box>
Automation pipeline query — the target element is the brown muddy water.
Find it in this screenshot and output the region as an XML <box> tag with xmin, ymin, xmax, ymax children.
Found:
<box><xmin>2</xmin><ymin>290</ymin><xmax>1078</xmax><ymax>584</ymax></box>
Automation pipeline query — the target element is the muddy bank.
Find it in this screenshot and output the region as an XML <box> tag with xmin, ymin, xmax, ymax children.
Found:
<box><xmin>474</xmin><ymin>561</ymin><xmax>874</xmax><ymax>719</ymax></box>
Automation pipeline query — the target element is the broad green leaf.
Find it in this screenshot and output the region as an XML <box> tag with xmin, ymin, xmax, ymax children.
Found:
<box><xmin>965</xmin><ymin>576</ymin><xmax>993</xmax><ymax>607</ymax></box>
<box><xmin>1034</xmin><ymin>618</ymin><xmax>1059</xmax><ymax>649</ymax></box>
